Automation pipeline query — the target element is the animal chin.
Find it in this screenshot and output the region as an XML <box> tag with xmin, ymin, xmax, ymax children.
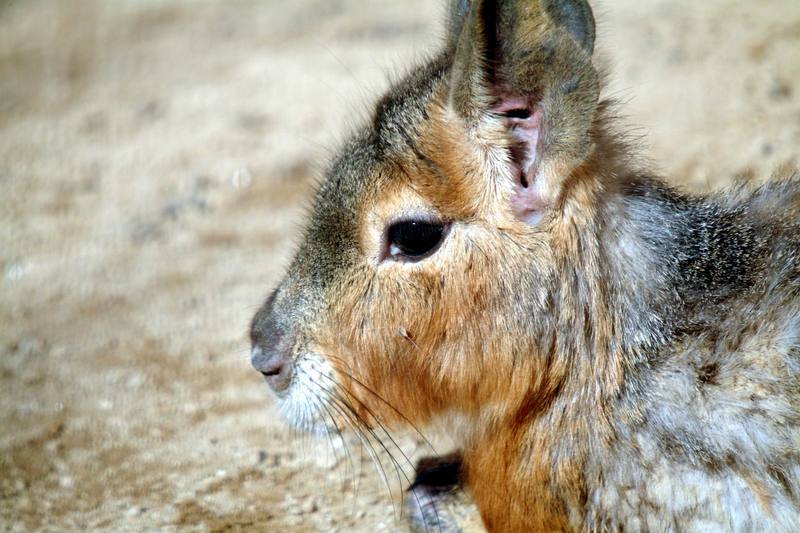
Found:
<box><xmin>272</xmin><ymin>353</ymin><xmax>341</xmax><ymax>436</ymax></box>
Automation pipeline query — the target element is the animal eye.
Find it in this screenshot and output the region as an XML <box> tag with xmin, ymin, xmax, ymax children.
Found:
<box><xmin>386</xmin><ymin>220</ymin><xmax>446</xmax><ymax>260</ymax></box>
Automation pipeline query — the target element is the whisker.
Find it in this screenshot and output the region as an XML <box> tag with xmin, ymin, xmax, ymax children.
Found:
<box><xmin>325</xmin><ymin>390</ymin><xmax>409</xmax><ymax>518</ymax></box>
<box><xmin>325</xmin><ymin>389</ymin><xmax>439</xmax><ymax>533</ymax></box>
<box><xmin>303</xmin><ymin>382</ymin><xmax>360</xmax><ymax>492</ymax></box>
<box><xmin>311</xmin><ymin>367</ymin><xmax>433</xmax><ymax>476</ymax></box>
<box><xmin>301</xmin><ymin>383</ymin><xmax>349</xmax><ymax>487</ymax></box>
<box><xmin>309</xmin><ymin>374</ymin><xmax>441</xmax><ymax>533</ymax></box>
<box><xmin>313</xmin><ymin>370</ymin><xmax>406</xmax><ymax>451</ymax></box>
<box><xmin>320</xmin><ymin>353</ymin><xmax>438</xmax><ymax>455</ymax></box>
<box><xmin>314</xmin><ymin>382</ymin><xmax>401</xmax><ymax>522</ymax></box>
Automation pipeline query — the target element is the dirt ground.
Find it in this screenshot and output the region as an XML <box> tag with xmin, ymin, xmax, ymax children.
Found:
<box><xmin>2</xmin><ymin>0</ymin><xmax>799</xmax><ymax>531</ymax></box>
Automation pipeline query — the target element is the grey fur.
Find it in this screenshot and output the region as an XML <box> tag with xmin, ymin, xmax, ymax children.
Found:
<box><xmin>251</xmin><ymin>1</ymin><xmax>800</xmax><ymax>529</ymax></box>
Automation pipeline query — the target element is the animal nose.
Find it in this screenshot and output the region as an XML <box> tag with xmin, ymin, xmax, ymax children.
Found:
<box><xmin>251</xmin><ymin>345</ymin><xmax>293</xmax><ymax>393</ymax></box>
<box><xmin>250</xmin><ymin>290</ymin><xmax>294</xmax><ymax>393</ymax></box>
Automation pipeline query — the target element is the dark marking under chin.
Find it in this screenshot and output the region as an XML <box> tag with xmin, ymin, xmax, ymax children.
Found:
<box><xmin>405</xmin><ymin>453</ymin><xmax>466</xmax><ymax>533</ymax></box>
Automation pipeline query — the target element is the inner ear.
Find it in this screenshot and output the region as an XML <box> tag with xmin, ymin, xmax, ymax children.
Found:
<box><xmin>448</xmin><ymin>0</ymin><xmax>601</xmax><ymax>225</ymax></box>
<box><xmin>495</xmin><ymin>97</ymin><xmax>540</xmax><ymax>189</ymax></box>
<box><xmin>494</xmin><ymin>95</ymin><xmax>546</xmax><ymax>222</ymax></box>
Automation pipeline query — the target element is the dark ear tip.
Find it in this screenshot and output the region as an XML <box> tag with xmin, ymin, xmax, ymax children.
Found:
<box><xmin>544</xmin><ymin>0</ymin><xmax>596</xmax><ymax>54</ymax></box>
<box><xmin>446</xmin><ymin>0</ymin><xmax>472</xmax><ymax>46</ymax></box>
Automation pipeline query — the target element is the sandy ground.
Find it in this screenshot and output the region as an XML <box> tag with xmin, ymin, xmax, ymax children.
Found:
<box><xmin>2</xmin><ymin>0</ymin><xmax>799</xmax><ymax>531</ymax></box>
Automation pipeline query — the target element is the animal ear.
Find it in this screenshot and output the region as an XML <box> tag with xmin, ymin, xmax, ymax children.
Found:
<box><xmin>445</xmin><ymin>0</ymin><xmax>471</xmax><ymax>49</ymax></box>
<box><xmin>449</xmin><ymin>0</ymin><xmax>601</xmax><ymax>223</ymax></box>
<box><xmin>543</xmin><ymin>0</ymin><xmax>595</xmax><ymax>54</ymax></box>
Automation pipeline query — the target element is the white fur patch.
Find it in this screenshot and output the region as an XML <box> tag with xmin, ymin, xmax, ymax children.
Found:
<box><xmin>272</xmin><ymin>353</ymin><xmax>340</xmax><ymax>436</ymax></box>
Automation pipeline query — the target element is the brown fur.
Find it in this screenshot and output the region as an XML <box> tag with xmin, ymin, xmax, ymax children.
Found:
<box><xmin>251</xmin><ymin>1</ymin><xmax>800</xmax><ymax>530</ymax></box>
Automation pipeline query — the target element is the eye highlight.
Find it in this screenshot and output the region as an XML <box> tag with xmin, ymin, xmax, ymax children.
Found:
<box><xmin>385</xmin><ymin>219</ymin><xmax>447</xmax><ymax>261</ymax></box>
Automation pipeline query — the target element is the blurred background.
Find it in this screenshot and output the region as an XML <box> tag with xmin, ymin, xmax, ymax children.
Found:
<box><xmin>1</xmin><ymin>0</ymin><xmax>799</xmax><ymax>530</ymax></box>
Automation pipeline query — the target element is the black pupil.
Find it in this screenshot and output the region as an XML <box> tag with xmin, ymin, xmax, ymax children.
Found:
<box><xmin>388</xmin><ymin>220</ymin><xmax>444</xmax><ymax>258</ymax></box>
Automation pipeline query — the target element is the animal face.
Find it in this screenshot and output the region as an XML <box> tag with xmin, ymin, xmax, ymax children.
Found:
<box><xmin>251</xmin><ymin>0</ymin><xmax>601</xmax><ymax>435</ymax></box>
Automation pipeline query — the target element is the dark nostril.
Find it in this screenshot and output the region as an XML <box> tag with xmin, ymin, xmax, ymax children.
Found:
<box><xmin>251</xmin><ymin>290</ymin><xmax>294</xmax><ymax>393</ymax></box>
<box><xmin>251</xmin><ymin>346</ymin><xmax>293</xmax><ymax>393</ymax></box>
<box><xmin>251</xmin><ymin>347</ymin><xmax>285</xmax><ymax>374</ymax></box>
<box><xmin>260</xmin><ymin>363</ymin><xmax>283</xmax><ymax>378</ymax></box>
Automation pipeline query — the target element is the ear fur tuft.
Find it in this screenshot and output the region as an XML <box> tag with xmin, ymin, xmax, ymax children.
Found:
<box><xmin>448</xmin><ymin>0</ymin><xmax>601</xmax><ymax>221</ymax></box>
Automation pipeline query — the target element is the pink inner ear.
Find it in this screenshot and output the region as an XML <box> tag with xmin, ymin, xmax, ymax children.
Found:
<box><xmin>494</xmin><ymin>99</ymin><xmax>546</xmax><ymax>224</ymax></box>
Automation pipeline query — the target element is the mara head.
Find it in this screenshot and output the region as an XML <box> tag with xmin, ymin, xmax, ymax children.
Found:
<box><xmin>251</xmin><ymin>0</ymin><xmax>614</xmax><ymax>435</ymax></box>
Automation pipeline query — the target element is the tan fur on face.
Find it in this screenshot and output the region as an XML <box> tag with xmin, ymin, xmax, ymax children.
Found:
<box><xmin>253</xmin><ymin>1</ymin><xmax>800</xmax><ymax>530</ymax></box>
<box><xmin>305</xmin><ymin>85</ymin><xmax>606</xmax><ymax>528</ymax></box>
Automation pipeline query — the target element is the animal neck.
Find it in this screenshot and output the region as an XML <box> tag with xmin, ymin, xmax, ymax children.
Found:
<box><xmin>463</xmin><ymin>129</ymin><xmax>726</xmax><ymax>528</ymax></box>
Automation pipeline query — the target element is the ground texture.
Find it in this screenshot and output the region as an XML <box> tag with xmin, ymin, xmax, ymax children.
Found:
<box><xmin>2</xmin><ymin>0</ymin><xmax>799</xmax><ymax>530</ymax></box>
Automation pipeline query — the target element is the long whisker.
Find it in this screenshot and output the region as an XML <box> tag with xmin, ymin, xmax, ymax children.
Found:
<box><xmin>324</xmin><ymin>389</ymin><xmax>410</xmax><ymax>516</ymax></box>
<box><xmin>311</xmin><ymin>377</ymin><xmax>407</xmax><ymax>487</ymax></box>
<box><xmin>311</xmin><ymin>380</ymin><xmax>401</xmax><ymax>522</ymax></box>
<box><xmin>324</xmin><ymin>397</ymin><xmax>362</xmax><ymax>498</ymax></box>
<box><xmin>304</xmin><ymin>381</ymin><xmax>365</xmax><ymax>496</ymax></box>
<box><xmin>311</xmin><ymin>369</ymin><xmax>418</xmax><ymax>470</ymax></box>
<box><xmin>325</xmin><ymin>396</ymin><xmax>358</xmax><ymax>487</ymax></box>
<box><xmin>309</xmin><ymin>374</ymin><xmax>442</xmax><ymax>533</ymax></box>
<box><xmin>321</xmin><ymin>353</ymin><xmax>438</xmax><ymax>455</ymax></box>
<box><xmin>317</xmin><ymin>397</ymin><xmax>345</xmax><ymax>485</ymax></box>
<box><xmin>323</xmin><ymin>385</ymin><xmax>440</xmax><ymax>533</ymax></box>
<box><xmin>301</xmin><ymin>383</ymin><xmax>353</xmax><ymax>489</ymax></box>
<box><xmin>304</xmin><ymin>368</ymin><xmax>363</xmax><ymax>488</ymax></box>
